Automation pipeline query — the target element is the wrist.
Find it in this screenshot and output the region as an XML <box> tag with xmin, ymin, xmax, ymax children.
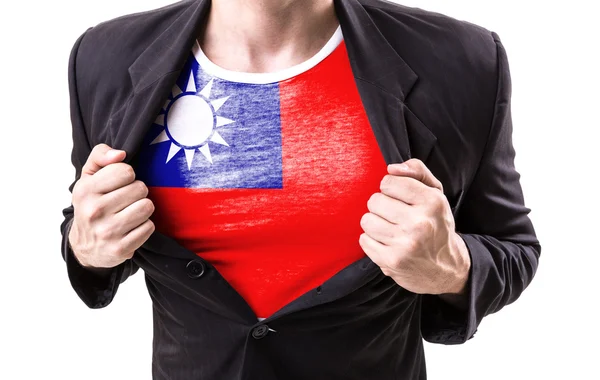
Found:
<box><xmin>73</xmin><ymin>252</ymin><xmax>114</xmax><ymax>278</ymax></box>
<box><xmin>437</xmin><ymin>233</ymin><xmax>471</xmax><ymax>309</ymax></box>
<box><xmin>68</xmin><ymin>221</ymin><xmax>113</xmax><ymax>278</ymax></box>
<box><xmin>447</xmin><ymin>232</ymin><xmax>471</xmax><ymax>295</ymax></box>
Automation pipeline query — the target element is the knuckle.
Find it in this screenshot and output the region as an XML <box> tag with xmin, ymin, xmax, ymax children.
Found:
<box><xmin>147</xmin><ymin>219</ymin><xmax>156</xmax><ymax>233</ymax></box>
<box><xmin>141</xmin><ymin>198</ymin><xmax>155</xmax><ymax>215</ymax></box>
<box><xmin>389</xmin><ymin>254</ymin><xmax>406</xmax><ymax>270</ymax></box>
<box><xmin>107</xmin><ymin>243</ymin><xmax>124</xmax><ymax>259</ymax></box>
<box><xmin>119</xmin><ymin>164</ymin><xmax>136</xmax><ymax>183</ymax></box>
<box><xmin>143</xmin><ymin>220</ymin><xmax>156</xmax><ymax>238</ymax></box>
<box><xmin>72</xmin><ymin>182</ymin><xmax>85</xmax><ymax>202</ymax></box>
<box><xmin>116</xmin><ymin>240</ymin><xmax>134</xmax><ymax>258</ymax></box>
<box><xmin>91</xmin><ymin>143</ymin><xmax>108</xmax><ymax>157</ymax></box>
<box><xmin>367</xmin><ymin>193</ymin><xmax>380</xmax><ymax>209</ymax></box>
<box><xmin>74</xmin><ymin>178</ymin><xmax>92</xmax><ymax>197</ymax></box>
<box><xmin>366</xmin><ymin>195</ymin><xmax>374</xmax><ymax>210</ymax></box>
<box><xmin>380</xmin><ymin>175</ymin><xmax>394</xmax><ymax>190</ymax></box>
<box><xmin>360</xmin><ymin>213</ymin><xmax>370</xmax><ymax>228</ymax></box>
<box><xmin>95</xmin><ymin>224</ymin><xmax>113</xmax><ymax>240</ymax></box>
<box><xmin>403</xmin><ymin>237</ymin><xmax>421</xmax><ymax>254</ymax></box>
<box><xmin>135</xmin><ymin>180</ymin><xmax>149</xmax><ymax>197</ymax></box>
<box><xmin>430</xmin><ymin>190</ymin><xmax>447</xmax><ymax>209</ymax></box>
<box><xmin>84</xmin><ymin>202</ymin><xmax>104</xmax><ymax>221</ymax></box>
<box><xmin>411</xmin><ymin>158</ymin><xmax>424</xmax><ymax>168</ymax></box>
<box><xmin>125</xmin><ymin>165</ymin><xmax>136</xmax><ymax>182</ymax></box>
<box><xmin>414</xmin><ymin>217</ymin><xmax>434</xmax><ymax>233</ymax></box>
<box><xmin>95</xmin><ymin>143</ymin><xmax>110</xmax><ymax>151</ymax></box>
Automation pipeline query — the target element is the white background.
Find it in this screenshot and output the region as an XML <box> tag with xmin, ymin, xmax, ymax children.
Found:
<box><xmin>1</xmin><ymin>0</ymin><xmax>598</xmax><ymax>379</ymax></box>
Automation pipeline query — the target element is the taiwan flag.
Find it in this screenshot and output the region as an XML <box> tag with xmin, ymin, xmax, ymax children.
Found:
<box><xmin>136</xmin><ymin>64</ymin><xmax>284</xmax><ymax>189</ymax></box>
<box><xmin>134</xmin><ymin>37</ymin><xmax>388</xmax><ymax>318</ymax></box>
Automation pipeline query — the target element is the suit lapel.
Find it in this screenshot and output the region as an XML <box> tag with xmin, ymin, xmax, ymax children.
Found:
<box><xmin>113</xmin><ymin>0</ymin><xmax>211</xmax><ymax>163</ymax></box>
<box><xmin>106</xmin><ymin>0</ymin><xmax>256</xmax><ymax>322</ymax></box>
<box><xmin>335</xmin><ymin>0</ymin><xmax>437</xmax><ymax>165</ymax></box>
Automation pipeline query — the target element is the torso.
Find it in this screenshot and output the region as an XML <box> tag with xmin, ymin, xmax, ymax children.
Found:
<box><xmin>135</xmin><ymin>27</ymin><xmax>388</xmax><ymax>318</ymax></box>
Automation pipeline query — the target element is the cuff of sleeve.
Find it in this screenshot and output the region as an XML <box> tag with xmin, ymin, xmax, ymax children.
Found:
<box><xmin>420</xmin><ymin>232</ymin><xmax>478</xmax><ymax>344</ymax></box>
<box><xmin>62</xmin><ymin>218</ymin><xmax>122</xmax><ymax>308</ymax></box>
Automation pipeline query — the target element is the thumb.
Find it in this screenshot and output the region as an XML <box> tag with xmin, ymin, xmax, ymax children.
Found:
<box><xmin>387</xmin><ymin>159</ymin><xmax>443</xmax><ymax>191</ymax></box>
<box><xmin>81</xmin><ymin>143</ymin><xmax>126</xmax><ymax>177</ymax></box>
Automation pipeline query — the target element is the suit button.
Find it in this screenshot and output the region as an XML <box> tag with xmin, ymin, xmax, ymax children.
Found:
<box><xmin>252</xmin><ymin>325</ymin><xmax>269</xmax><ymax>339</ymax></box>
<box><xmin>186</xmin><ymin>260</ymin><xmax>206</xmax><ymax>279</ymax></box>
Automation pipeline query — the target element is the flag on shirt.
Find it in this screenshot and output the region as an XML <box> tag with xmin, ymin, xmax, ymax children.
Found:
<box><xmin>134</xmin><ymin>35</ymin><xmax>388</xmax><ymax>319</ymax></box>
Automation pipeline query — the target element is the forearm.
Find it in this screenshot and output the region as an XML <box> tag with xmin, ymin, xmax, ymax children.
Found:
<box><xmin>61</xmin><ymin>213</ymin><xmax>138</xmax><ymax>308</ymax></box>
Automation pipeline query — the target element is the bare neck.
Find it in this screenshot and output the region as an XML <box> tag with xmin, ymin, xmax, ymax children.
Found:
<box><xmin>200</xmin><ymin>0</ymin><xmax>338</xmax><ymax>73</ymax></box>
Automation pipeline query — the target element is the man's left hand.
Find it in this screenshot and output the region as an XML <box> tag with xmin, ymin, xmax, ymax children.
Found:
<box><xmin>359</xmin><ymin>159</ymin><xmax>471</xmax><ymax>296</ymax></box>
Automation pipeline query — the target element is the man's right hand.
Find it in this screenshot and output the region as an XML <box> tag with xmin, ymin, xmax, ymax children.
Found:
<box><xmin>68</xmin><ymin>143</ymin><xmax>156</xmax><ymax>270</ymax></box>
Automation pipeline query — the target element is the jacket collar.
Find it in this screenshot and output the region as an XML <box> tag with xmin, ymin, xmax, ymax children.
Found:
<box><xmin>121</xmin><ymin>0</ymin><xmax>430</xmax><ymax>165</ymax></box>
<box><xmin>334</xmin><ymin>0</ymin><xmax>417</xmax><ymax>101</ymax></box>
<box><xmin>128</xmin><ymin>0</ymin><xmax>209</xmax><ymax>94</ymax></box>
<box><xmin>128</xmin><ymin>0</ymin><xmax>417</xmax><ymax>101</ymax></box>
<box><xmin>122</xmin><ymin>0</ymin><xmax>436</xmax><ymax>321</ymax></box>
<box><xmin>119</xmin><ymin>0</ymin><xmax>437</xmax><ymax>168</ymax></box>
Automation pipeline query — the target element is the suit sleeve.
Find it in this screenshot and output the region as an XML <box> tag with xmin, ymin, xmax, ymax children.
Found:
<box><xmin>420</xmin><ymin>32</ymin><xmax>542</xmax><ymax>344</ymax></box>
<box><xmin>60</xmin><ymin>28</ymin><xmax>139</xmax><ymax>309</ymax></box>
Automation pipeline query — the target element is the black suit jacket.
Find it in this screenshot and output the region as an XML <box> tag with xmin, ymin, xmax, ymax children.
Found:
<box><xmin>60</xmin><ymin>0</ymin><xmax>541</xmax><ymax>379</ymax></box>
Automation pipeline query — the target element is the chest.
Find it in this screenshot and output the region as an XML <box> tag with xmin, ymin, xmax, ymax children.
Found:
<box><xmin>134</xmin><ymin>47</ymin><xmax>389</xmax><ymax>242</ymax></box>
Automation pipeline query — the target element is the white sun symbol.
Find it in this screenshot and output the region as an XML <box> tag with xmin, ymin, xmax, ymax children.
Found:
<box><xmin>150</xmin><ymin>72</ymin><xmax>234</xmax><ymax>168</ymax></box>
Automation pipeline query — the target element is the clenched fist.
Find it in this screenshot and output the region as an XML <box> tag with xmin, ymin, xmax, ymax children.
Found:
<box><xmin>68</xmin><ymin>143</ymin><xmax>155</xmax><ymax>269</ymax></box>
<box><xmin>359</xmin><ymin>159</ymin><xmax>470</xmax><ymax>298</ymax></box>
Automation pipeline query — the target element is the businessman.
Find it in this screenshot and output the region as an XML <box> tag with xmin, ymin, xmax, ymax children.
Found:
<box><xmin>61</xmin><ymin>0</ymin><xmax>541</xmax><ymax>378</ymax></box>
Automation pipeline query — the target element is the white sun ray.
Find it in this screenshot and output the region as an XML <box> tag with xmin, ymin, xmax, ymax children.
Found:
<box><xmin>210</xmin><ymin>131</ymin><xmax>229</xmax><ymax>146</ymax></box>
<box><xmin>199</xmin><ymin>144</ymin><xmax>212</xmax><ymax>163</ymax></box>
<box><xmin>211</xmin><ymin>96</ymin><xmax>230</xmax><ymax>112</ymax></box>
<box><xmin>172</xmin><ymin>85</ymin><xmax>182</xmax><ymax>97</ymax></box>
<box><xmin>185</xmin><ymin>72</ymin><xmax>197</xmax><ymax>93</ymax></box>
<box><xmin>216</xmin><ymin>116</ymin><xmax>234</xmax><ymax>127</ymax></box>
<box><xmin>166</xmin><ymin>143</ymin><xmax>181</xmax><ymax>163</ymax></box>
<box><xmin>184</xmin><ymin>149</ymin><xmax>195</xmax><ymax>169</ymax></box>
<box><xmin>150</xmin><ymin>130</ymin><xmax>169</xmax><ymax>145</ymax></box>
<box><xmin>154</xmin><ymin>113</ymin><xmax>165</xmax><ymax>127</ymax></box>
<box><xmin>150</xmin><ymin>72</ymin><xmax>236</xmax><ymax>168</ymax></box>
<box><xmin>199</xmin><ymin>79</ymin><xmax>213</xmax><ymax>98</ymax></box>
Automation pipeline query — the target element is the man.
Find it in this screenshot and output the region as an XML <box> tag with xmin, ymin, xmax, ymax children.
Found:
<box><xmin>60</xmin><ymin>0</ymin><xmax>541</xmax><ymax>378</ymax></box>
